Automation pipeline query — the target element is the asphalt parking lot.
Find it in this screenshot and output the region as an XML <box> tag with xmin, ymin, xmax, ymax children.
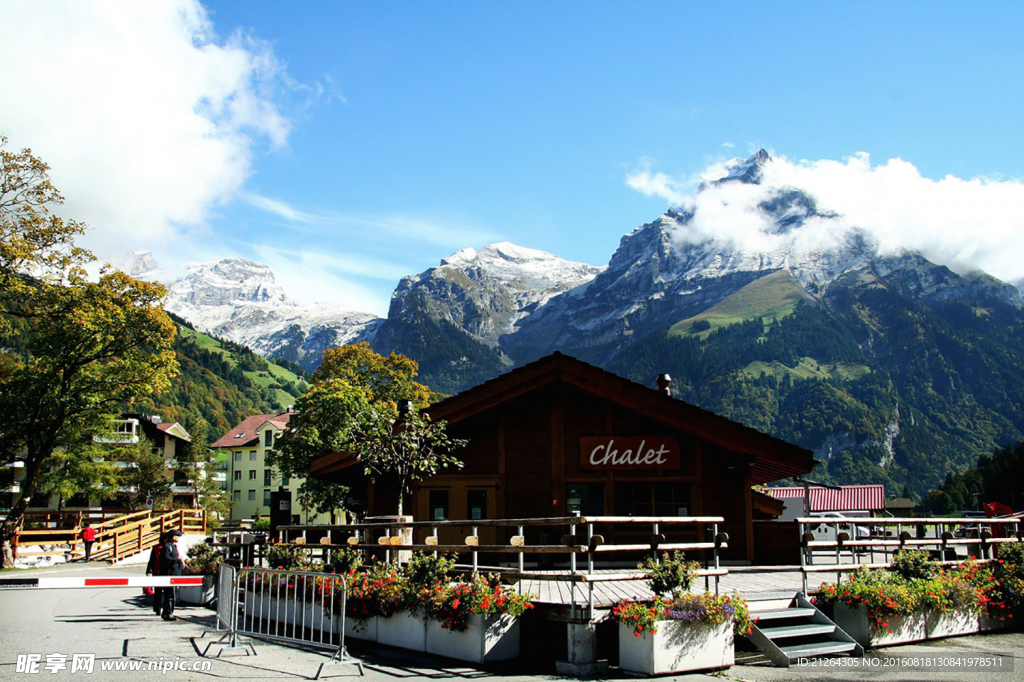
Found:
<box><xmin>1</xmin><ymin>562</ymin><xmax>1021</xmax><ymax>681</ymax></box>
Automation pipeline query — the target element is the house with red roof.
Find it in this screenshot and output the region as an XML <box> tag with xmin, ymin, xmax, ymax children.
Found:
<box><xmin>212</xmin><ymin>411</ymin><xmax>330</xmax><ymax>524</ymax></box>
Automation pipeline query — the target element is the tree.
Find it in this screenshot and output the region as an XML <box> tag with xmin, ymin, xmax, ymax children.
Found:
<box><xmin>351</xmin><ymin>405</ymin><xmax>466</xmax><ymax>517</ymax></box>
<box><xmin>118</xmin><ymin>436</ymin><xmax>173</xmax><ymax>509</ymax></box>
<box><xmin>0</xmin><ymin>136</ymin><xmax>90</xmax><ymax>332</ymax></box>
<box><xmin>34</xmin><ymin>438</ymin><xmax>120</xmax><ymax>510</ymax></box>
<box><xmin>175</xmin><ymin>419</ymin><xmax>230</xmax><ymax>521</ymax></box>
<box><xmin>269</xmin><ymin>378</ymin><xmax>373</xmax><ymax>522</ymax></box>
<box><xmin>312</xmin><ymin>342</ymin><xmax>439</xmax><ymax>407</ymax></box>
<box><xmin>0</xmin><ymin>138</ymin><xmax>178</xmax><ymax>558</ymax></box>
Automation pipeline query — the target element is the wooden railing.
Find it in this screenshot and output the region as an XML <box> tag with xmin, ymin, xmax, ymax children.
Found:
<box><xmin>13</xmin><ymin>509</ymin><xmax>205</xmax><ymax>563</ymax></box>
<box><xmin>275</xmin><ymin>515</ymin><xmax>730</xmax><ymax>619</ymax></box>
<box><xmin>797</xmin><ymin>516</ymin><xmax>1024</xmax><ymax>593</ymax></box>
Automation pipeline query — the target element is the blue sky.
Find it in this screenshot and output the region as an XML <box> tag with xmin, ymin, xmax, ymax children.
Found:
<box><xmin>2</xmin><ymin>1</ymin><xmax>1023</xmax><ymax>315</ymax></box>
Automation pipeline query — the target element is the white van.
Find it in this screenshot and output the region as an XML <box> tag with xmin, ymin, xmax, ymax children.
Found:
<box><xmin>808</xmin><ymin>511</ymin><xmax>872</xmax><ymax>541</ymax></box>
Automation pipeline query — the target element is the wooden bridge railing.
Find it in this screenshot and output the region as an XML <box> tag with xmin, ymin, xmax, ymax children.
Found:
<box><xmin>797</xmin><ymin>515</ymin><xmax>1024</xmax><ymax>593</ymax></box>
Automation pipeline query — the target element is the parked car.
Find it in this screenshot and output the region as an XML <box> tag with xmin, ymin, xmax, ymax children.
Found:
<box><xmin>808</xmin><ymin>512</ymin><xmax>873</xmax><ymax>541</ymax></box>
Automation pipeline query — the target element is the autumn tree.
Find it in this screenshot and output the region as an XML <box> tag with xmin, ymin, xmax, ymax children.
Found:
<box><xmin>269</xmin><ymin>378</ymin><xmax>373</xmax><ymax>522</ymax></box>
<box><xmin>0</xmin><ymin>137</ymin><xmax>178</xmax><ymax>559</ymax></box>
<box><xmin>312</xmin><ymin>342</ymin><xmax>439</xmax><ymax>408</ymax></box>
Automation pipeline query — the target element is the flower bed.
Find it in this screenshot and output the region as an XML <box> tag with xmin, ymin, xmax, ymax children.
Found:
<box><xmin>816</xmin><ymin>547</ymin><xmax>1023</xmax><ymax>649</ymax></box>
<box><xmin>610</xmin><ymin>552</ymin><xmax>750</xmax><ymax>675</ymax></box>
<box><xmin>238</xmin><ymin>552</ymin><xmax>534</xmax><ymax>661</ymax></box>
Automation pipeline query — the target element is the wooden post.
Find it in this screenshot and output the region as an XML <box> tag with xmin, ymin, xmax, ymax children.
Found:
<box><xmin>113</xmin><ymin>533</ymin><xmax>119</xmax><ymax>562</ymax></box>
<box><xmin>179</xmin><ymin>509</ymin><xmax>184</xmax><ymax>531</ymax></box>
<box><xmin>137</xmin><ymin>525</ymin><xmax>143</xmax><ymax>554</ymax></box>
<box><xmin>160</xmin><ymin>516</ymin><xmax>165</xmax><ymax>536</ymax></box>
<box><xmin>201</xmin><ymin>510</ymin><xmax>207</xmax><ymax>534</ymax></box>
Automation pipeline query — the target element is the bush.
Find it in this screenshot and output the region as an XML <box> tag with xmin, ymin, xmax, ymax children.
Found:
<box><xmin>186</xmin><ymin>541</ymin><xmax>223</xmax><ymax>577</ymax></box>
<box><xmin>327</xmin><ymin>546</ymin><xmax>363</xmax><ymax>575</ymax></box>
<box><xmin>640</xmin><ymin>551</ymin><xmax>700</xmax><ymax>597</ymax></box>
<box><xmin>890</xmin><ymin>549</ymin><xmax>939</xmax><ymax>582</ymax></box>
<box><xmin>403</xmin><ymin>552</ymin><xmax>455</xmax><ymax>589</ymax></box>
<box><xmin>266</xmin><ymin>543</ymin><xmax>306</xmax><ymax>570</ymax></box>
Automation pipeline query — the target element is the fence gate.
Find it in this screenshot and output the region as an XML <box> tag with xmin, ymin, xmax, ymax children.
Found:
<box><xmin>206</xmin><ymin>566</ymin><xmax>362</xmax><ymax>678</ymax></box>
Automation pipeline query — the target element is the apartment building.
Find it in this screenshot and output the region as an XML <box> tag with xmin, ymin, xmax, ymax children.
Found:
<box><xmin>211</xmin><ymin>411</ymin><xmax>329</xmax><ymax>524</ymax></box>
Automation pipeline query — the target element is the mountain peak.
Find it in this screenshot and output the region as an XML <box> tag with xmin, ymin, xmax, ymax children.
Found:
<box><xmin>718</xmin><ymin>148</ymin><xmax>772</xmax><ymax>185</ymax></box>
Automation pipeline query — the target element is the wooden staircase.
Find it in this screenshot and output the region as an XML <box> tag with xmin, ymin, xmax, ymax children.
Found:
<box><xmin>743</xmin><ymin>593</ymin><xmax>864</xmax><ymax>667</ymax></box>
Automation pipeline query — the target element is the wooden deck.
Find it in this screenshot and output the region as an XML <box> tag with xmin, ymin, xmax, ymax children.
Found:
<box><xmin>517</xmin><ymin>565</ymin><xmax>832</xmax><ymax>608</ymax></box>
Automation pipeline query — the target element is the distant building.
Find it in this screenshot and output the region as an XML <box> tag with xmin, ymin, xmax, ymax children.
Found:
<box><xmin>8</xmin><ymin>413</ymin><xmax>192</xmax><ymax>511</ymax></box>
<box><xmin>211</xmin><ymin>411</ymin><xmax>329</xmax><ymax>524</ymax></box>
<box><xmin>767</xmin><ymin>484</ymin><xmax>887</xmax><ymax>520</ymax></box>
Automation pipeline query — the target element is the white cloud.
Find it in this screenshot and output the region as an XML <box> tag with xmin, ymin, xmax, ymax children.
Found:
<box><xmin>628</xmin><ymin>152</ymin><xmax>1024</xmax><ymax>284</ymax></box>
<box><xmin>249</xmin><ymin>245</ymin><xmax>395</xmax><ymax>314</ymax></box>
<box><xmin>0</xmin><ymin>0</ymin><xmax>292</xmax><ymax>264</ymax></box>
<box><xmin>243</xmin><ymin>193</ymin><xmax>318</xmax><ymax>224</ymax></box>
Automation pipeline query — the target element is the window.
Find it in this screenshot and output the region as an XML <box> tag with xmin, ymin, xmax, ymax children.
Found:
<box><xmin>248</xmin><ymin>490</ymin><xmax>256</xmax><ymax>501</ymax></box>
<box><xmin>281</xmin><ymin>476</ymin><xmax>290</xmax><ymax>486</ymax></box>
<box><xmin>264</xmin><ymin>470</ymin><xmax>272</xmax><ymax>486</ymax></box>
<box><xmin>234</xmin><ymin>451</ymin><xmax>241</xmax><ymax>461</ymax></box>
<box><xmin>249</xmin><ymin>451</ymin><xmax>257</xmax><ymax>461</ymax></box>
<box><xmin>429</xmin><ymin>489</ymin><xmax>449</xmax><ymax>521</ymax></box>
<box><xmin>263</xmin><ymin>489</ymin><xmax>272</xmax><ymax>506</ymax></box>
<box><xmin>249</xmin><ymin>470</ymin><xmax>256</xmax><ymax>480</ymax></box>
<box><xmin>264</xmin><ymin>430</ymin><xmax>273</xmax><ymax>447</ymax></box>
<box><xmin>233</xmin><ymin>490</ymin><xmax>240</xmax><ymax>502</ymax></box>
<box><xmin>467</xmin><ymin>489</ymin><xmax>487</xmax><ymax>521</ymax></box>
<box><xmin>613</xmin><ymin>482</ymin><xmax>691</xmax><ymax>517</ymax></box>
<box><xmin>567</xmin><ymin>483</ymin><xmax>605</xmax><ymax>516</ymax></box>
<box><xmin>234</xmin><ymin>471</ymin><xmax>241</xmax><ymax>481</ymax></box>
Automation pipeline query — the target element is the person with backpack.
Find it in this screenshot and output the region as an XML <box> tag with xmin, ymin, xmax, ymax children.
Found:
<box><xmin>146</xmin><ymin>533</ymin><xmax>165</xmax><ymax>614</ymax></box>
<box><xmin>155</xmin><ymin>530</ymin><xmax>185</xmax><ymax>621</ymax></box>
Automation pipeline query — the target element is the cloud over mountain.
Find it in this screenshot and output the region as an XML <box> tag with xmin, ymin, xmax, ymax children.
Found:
<box><xmin>628</xmin><ymin>151</ymin><xmax>1024</xmax><ymax>283</ymax></box>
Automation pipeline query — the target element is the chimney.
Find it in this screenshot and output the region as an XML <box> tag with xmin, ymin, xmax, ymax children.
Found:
<box><xmin>656</xmin><ymin>374</ymin><xmax>673</xmax><ymax>396</ymax></box>
<box><xmin>150</xmin><ymin>415</ymin><xmax>162</xmax><ymax>424</ymax></box>
<box><xmin>397</xmin><ymin>400</ymin><xmax>414</xmax><ymax>420</ymax></box>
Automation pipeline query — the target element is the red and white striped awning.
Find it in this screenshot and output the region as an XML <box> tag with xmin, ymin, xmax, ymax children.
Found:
<box><xmin>766</xmin><ymin>484</ymin><xmax>886</xmax><ymax>512</ymax></box>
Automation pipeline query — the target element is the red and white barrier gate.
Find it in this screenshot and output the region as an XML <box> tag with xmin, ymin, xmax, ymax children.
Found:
<box><xmin>0</xmin><ymin>576</ymin><xmax>204</xmax><ymax>589</ymax></box>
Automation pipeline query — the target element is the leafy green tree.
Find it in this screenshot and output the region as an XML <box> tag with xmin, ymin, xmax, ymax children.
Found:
<box><xmin>175</xmin><ymin>419</ymin><xmax>230</xmax><ymax>521</ymax></box>
<box><xmin>0</xmin><ymin>138</ymin><xmax>178</xmax><ymax>558</ymax></box>
<box><xmin>118</xmin><ymin>436</ymin><xmax>173</xmax><ymax>509</ymax></box>
<box><xmin>269</xmin><ymin>379</ymin><xmax>374</xmax><ymax>522</ymax></box>
<box><xmin>351</xmin><ymin>406</ymin><xmax>466</xmax><ymax>517</ymax></box>
<box><xmin>34</xmin><ymin>438</ymin><xmax>120</xmax><ymax>510</ymax></box>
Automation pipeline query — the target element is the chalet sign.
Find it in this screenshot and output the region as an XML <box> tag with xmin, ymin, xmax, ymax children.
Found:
<box><xmin>579</xmin><ymin>436</ymin><xmax>681</xmax><ymax>471</ymax></box>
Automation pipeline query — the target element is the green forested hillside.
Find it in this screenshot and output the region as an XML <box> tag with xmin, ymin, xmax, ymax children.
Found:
<box><xmin>129</xmin><ymin>314</ymin><xmax>310</xmax><ymax>441</ymax></box>
<box><xmin>607</xmin><ymin>273</ymin><xmax>1024</xmax><ymax>497</ymax></box>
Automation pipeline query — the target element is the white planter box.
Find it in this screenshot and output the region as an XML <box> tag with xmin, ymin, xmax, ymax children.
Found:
<box><xmin>242</xmin><ymin>591</ymin><xmax>335</xmax><ymax>636</ymax></box>
<box><xmin>426</xmin><ymin>613</ymin><xmax>520</xmax><ymax>663</ymax></box>
<box><xmin>343</xmin><ymin>615</ymin><xmax>378</xmax><ymax>643</ymax></box>
<box><xmin>925</xmin><ymin>609</ymin><xmax>979</xmax><ymax>639</ymax></box>
<box><xmin>834</xmin><ymin>603</ymin><xmax>994</xmax><ymax>648</ymax></box>
<box><xmin>618</xmin><ymin>620</ymin><xmax>733</xmax><ymax>676</ymax></box>
<box><xmin>378</xmin><ymin>611</ymin><xmax>427</xmax><ymax>652</ymax></box>
<box><xmin>178</xmin><ymin>577</ymin><xmax>215</xmax><ymax>606</ymax></box>
<box><xmin>980</xmin><ymin>609</ymin><xmax>1019</xmax><ymax>632</ymax></box>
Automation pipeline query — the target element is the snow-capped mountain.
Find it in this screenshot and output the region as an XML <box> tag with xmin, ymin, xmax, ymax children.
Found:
<box><xmin>163</xmin><ymin>258</ymin><xmax>381</xmax><ymax>370</ymax></box>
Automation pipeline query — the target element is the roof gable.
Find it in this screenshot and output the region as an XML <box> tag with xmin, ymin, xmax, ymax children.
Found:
<box><xmin>212</xmin><ymin>412</ymin><xmax>294</xmax><ymax>449</ymax></box>
<box><xmin>426</xmin><ymin>352</ymin><xmax>814</xmax><ymax>484</ymax></box>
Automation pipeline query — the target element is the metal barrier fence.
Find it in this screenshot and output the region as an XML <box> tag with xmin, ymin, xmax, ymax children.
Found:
<box><xmin>204</xmin><ymin>565</ymin><xmax>363</xmax><ymax>678</ymax></box>
<box><xmin>797</xmin><ymin>515</ymin><xmax>1024</xmax><ymax>594</ymax></box>
<box><xmin>277</xmin><ymin>515</ymin><xmax>730</xmax><ymax>619</ymax></box>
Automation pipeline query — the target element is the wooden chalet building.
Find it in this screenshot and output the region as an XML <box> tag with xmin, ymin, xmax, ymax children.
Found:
<box><xmin>311</xmin><ymin>352</ymin><xmax>815</xmax><ymax>562</ymax></box>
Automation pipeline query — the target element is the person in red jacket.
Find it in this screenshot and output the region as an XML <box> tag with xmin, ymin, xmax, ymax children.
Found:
<box><xmin>80</xmin><ymin>523</ymin><xmax>98</xmax><ymax>562</ymax></box>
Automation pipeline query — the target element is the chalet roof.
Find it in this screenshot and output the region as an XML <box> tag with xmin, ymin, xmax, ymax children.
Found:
<box><xmin>426</xmin><ymin>351</ymin><xmax>814</xmax><ymax>485</ymax></box>
<box><xmin>154</xmin><ymin>421</ymin><xmax>192</xmax><ymax>442</ymax></box>
<box><xmin>767</xmin><ymin>484</ymin><xmax>886</xmax><ymax>512</ymax></box>
<box><xmin>212</xmin><ymin>412</ymin><xmax>294</xmax><ymax>449</ymax></box>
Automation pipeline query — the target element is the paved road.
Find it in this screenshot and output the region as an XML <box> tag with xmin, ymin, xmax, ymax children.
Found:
<box><xmin>1</xmin><ymin>562</ymin><xmax>1021</xmax><ymax>681</ymax></box>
